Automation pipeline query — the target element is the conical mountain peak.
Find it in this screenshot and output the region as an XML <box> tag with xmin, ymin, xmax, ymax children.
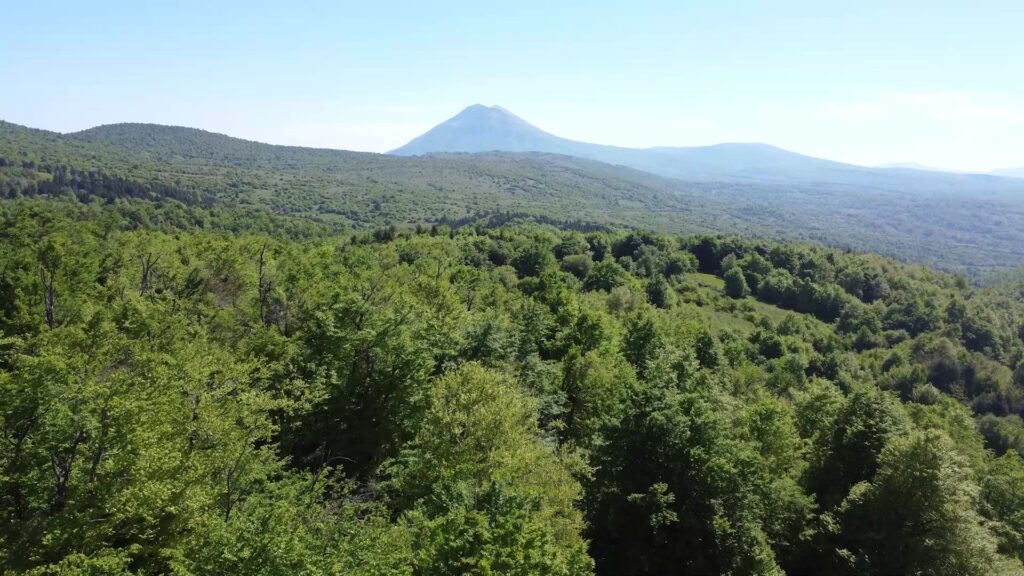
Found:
<box><xmin>389</xmin><ymin>105</ymin><xmax>565</xmax><ymax>155</ymax></box>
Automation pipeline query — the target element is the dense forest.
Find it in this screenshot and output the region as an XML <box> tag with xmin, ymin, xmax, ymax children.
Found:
<box><xmin>4</xmin><ymin>120</ymin><xmax>1024</xmax><ymax>278</ymax></box>
<box><xmin>3</xmin><ymin>195</ymin><xmax>1024</xmax><ymax>575</ymax></box>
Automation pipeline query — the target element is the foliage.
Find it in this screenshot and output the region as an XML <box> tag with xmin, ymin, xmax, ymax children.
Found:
<box><xmin>5</xmin><ymin>120</ymin><xmax>1024</xmax><ymax>278</ymax></box>
<box><xmin>2</xmin><ymin>202</ymin><xmax>1024</xmax><ymax>574</ymax></box>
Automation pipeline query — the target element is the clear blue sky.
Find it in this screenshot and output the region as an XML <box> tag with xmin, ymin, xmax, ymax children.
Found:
<box><xmin>3</xmin><ymin>0</ymin><xmax>1023</xmax><ymax>171</ymax></box>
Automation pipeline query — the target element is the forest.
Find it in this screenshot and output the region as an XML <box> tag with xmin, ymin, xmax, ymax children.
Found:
<box><xmin>4</xmin><ymin>120</ymin><xmax>1024</xmax><ymax>278</ymax></box>
<box><xmin>3</xmin><ymin>195</ymin><xmax>1024</xmax><ymax>575</ymax></box>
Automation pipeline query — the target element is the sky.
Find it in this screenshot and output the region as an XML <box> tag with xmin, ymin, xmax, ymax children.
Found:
<box><xmin>2</xmin><ymin>0</ymin><xmax>1023</xmax><ymax>172</ymax></box>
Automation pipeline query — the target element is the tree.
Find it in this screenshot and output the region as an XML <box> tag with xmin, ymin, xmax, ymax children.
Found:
<box><xmin>724</xmin><ymin>266</ymin><xmax>750</xmax><ymax>299</ymax></box>
<box><xmin>587</xmin><ymin>379</ymin><xmax>786</xmax><ymax>575</ymax></box>
<box><xmin>645</xmin><ymin>276</ymin><xmax>674</xmax><ymax>309</ymax></box>
<box><xmin>561</xmin><ymin>348</ymin><xmax>636</xmax><ymax>449</ymax></box>
<box><xmin>661</xmin><ymin>251</ymin><xmax>695</xmax><ymax>278</ymax></box>
<box><xmin>759</xmin><ymin>268</ymin><xmax>794</xmax><ymax>305</ymax></box>
<box><xmin>555</xmin><ymin>232</ymin><xmax>590</xmax><ymax>259</ymax></box>
<box><xmin>884</xmin><ymin>291</ymin><xmax>941</xmax><ymax>336</ymax></box>
<box><xmin>835</xmin><ymin>430</ymin><xmax>1020</xmax><ymax>575</ymax></box>
<box><xmin>0</xmin><ymin>318</ymin><xmax>285</xmax><ymax>574</ymax></box>
<box><xmin>513</xmin><ymin>242</ymin><xmax>556</xmax><ymax>278</ymax></box>
<box><xmin>283</xmin><ymin>246</ymin><xmax>461</xmax><ymax>477</ymax></box>
<box><xmin>383</xmin><ymin>364</ymin><xmax>593</xmax><ymax>576</ymax></box>
<box><xmin>37</xmin><ymin>238</ymin><xmax>62</xmax><ymax>329</ymax></box>
<box><xmin>805</xmin><ymin>387</ymin><xmax>908</xmax><ymax>511</ymax></box>
<box><xmin>561</xmin><ymin>253</ymin><xmax>594</xmax><ymax>279</ymax></box>
<box><xmin>584</xmin><ymin>259</ymin><xmax>629</xmax><ymax>292</ymax></box>
<box><xmin>622</xmin><ymin>311</ymin><xmax>663</xmax><ymax>379</ymax></box>
<box><xmin>693</xmin><ymin>328</ymin><xmax>723</xmax><ymax>369</ymax></box>
<box><xmin>3</xmin><ymin>207</ymin><xmax>1024</xmax><ymax>575</ymax></box>
<box><xmin>982</xmin><ymin>451</ymin><xmax>1024</xmax><ymax>563</ymax></box>
<box><xmin>740</xmin><ymin>252</ymin><xmax>773</xmax><ymax>293</ymax></box>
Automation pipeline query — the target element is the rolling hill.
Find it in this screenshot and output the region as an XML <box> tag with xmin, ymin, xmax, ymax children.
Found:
<box><xmin>3</xmin><ymin>119</ymin><xmax>1024</xmax><ymax>276</ymax></box>
<box><xmin>0</xmin><ymin>120</ymin><xmax>756</xmax><ymax>233</ymax></box>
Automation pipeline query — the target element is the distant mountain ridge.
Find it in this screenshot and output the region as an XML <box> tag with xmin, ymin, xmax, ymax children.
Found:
<box><xmin>877</xmin><ymin>163</ymin><xmax>1024</xmax><ymax>179</ymax></box>
<box><xmin>391</xmin><ymin>105</ymin><xmax>1024</xmax><ymax>197</ymax></box>
<box><xmin>4</xmin><ymin>118</ymin><xmax>1024</xmax><ymax>277</ymax></box>
<box><xmin>992</xmin><ymin>167</ymin><xmax>1024</xmax><ymax>179</ymax></box>
<box><xmin>66</xmin><ymin>122</ymin><xmax>380</xmax><ymax>170</ymax></box>
<box><xmin>389</xmin><ymin>105</ymin><xmax>846</xmax><ymax>181</ymax></box>
<box><xmin>876</xmin><ymin>162</ymin><xmax>955</xmax><ymax>173</ymax></box>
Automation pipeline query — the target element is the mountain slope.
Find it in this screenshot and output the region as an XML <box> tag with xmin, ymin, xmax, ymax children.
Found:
<box><xmin>1</xmin><ymin>120</ymin><xmax>750</xmax><ymax>233</ymax></box>
<box><xmin>389</xmin><ymin>105</ymin><xmax>844</xmax><ymax>180</ymax></box>
<box><xmin>391</xmin><ymin>105</ymin><xmax>1024</xmax><ymax>198</ymax></box>
<box><xmin>877</xmin><ymin>162</ymin><xmax>954</xmax><ymax>172</ymax></box>
<box><xmin>388</xmin><ymin>104</ymin><xmax>579</xmax><ymax>156</ymax></box>
<box><xmin>68</xmin><ymin>123</ymin><xmax>382</xmax><ymax>171</ymax></box>
<box><xmin>3</xmin><ymin>120</ymin><xmax>1024</xmax><ymax>276</ymax></box>
<box><xmin>993</xmin><ymin>167</ymin><xmax>1024</xmax><ymax>179</ymax></box>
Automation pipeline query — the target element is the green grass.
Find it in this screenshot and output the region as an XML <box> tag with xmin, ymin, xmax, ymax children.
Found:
<box><xmin>703</xmin><ymin>308</ymin><xmax>757</xmax><ymax>333</ymax></box>
<box><xmin>741</xmin><ymin>297</ymin><xmax>794</xmax><ymax>322</ymax></box>
<box><xmin>687</xmin><ymin>272</ymin><xmax>725</xmax><ymax>290</ymax></box>
<box><xmin>677</xmin><ymin>273</ymin><xmax>826</xmax><ymax>334</ymax></box>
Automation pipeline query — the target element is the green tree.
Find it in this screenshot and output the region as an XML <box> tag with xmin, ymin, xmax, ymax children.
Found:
<box><xmin>383</xmin><ymin>363</ymin><xmax>593</xmax><ymax>576</ymax></box>
<box><xmin>724</xmin><ymin>266</ymin><xmax>751</xmax><ymax>298</ymax></box>
<box><xmin>981</xmin><ymin>451</ymin><xmax>1024</xmax><ymax>563</ymax></box>
<box><xmin>588</xmin><ymin>380</ymin><xmax>785</xmax><ymax>576</ymax></box>
<box><xmin>805</xmin><ymin>387</ymin><xmax>908</xmax><ymax>511</ymax></box>
<box><xmin>584</xmin><ymin>259</ymin><xmax>630</xmax><ymax>292</ymax></box>
<box><xmin>561</xmin><ymin>347</ymin><xmax>636</xmax><ymax>449</ymax></box>
<box><xmin>645</xmin><ymin>276</ymin><xmax>674</xmax><ymax>309</ymax></box>
<box><xmin>561</xmin><ymin>253</ymin><xmax>594</xmax><ymax>279</ymax></box>
<box><xmin>622</xmin><ymin>311</ymin><xmax>663</xmax><ymax>379</ymax></box>
<box><xmin>835</xmin><ymin>431</ymin><xmax>1020</xmax><ymax>575</ymax></box>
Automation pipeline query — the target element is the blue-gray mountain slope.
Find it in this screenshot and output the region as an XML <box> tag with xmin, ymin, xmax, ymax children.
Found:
<box><xmin>391</xmin><ymin>105</ymin><xmax>1024</xmax><ymax>198</ymax></box>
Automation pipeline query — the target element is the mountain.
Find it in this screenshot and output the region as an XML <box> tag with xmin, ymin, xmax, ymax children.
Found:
<box><xmin>4</xmin><ymin>119</ymin><xmax>1024</xmax><ymax>276</ymax></box>
<box><xmin>0</xmin><ymin>120</ymin><xmax>751</xmax><ymax>234</ymax></box>
<box><xmin>389</xmin><ymin>105</ymin><xmax>843</xmax><ymax>181</ymax></box>
<box><xmin>392</xmin><ymin>105</ymin><xmax>1024</xmax><ymax>198</ymax></box>
<box><xmin>388</xmin><ymin>104</ymin><xmax>577</xmax><ymax>156</ymax></box>
<box><xmin>993</xmin><ymin>167</ymin><xmax>1024</xmax><ymax>179</ymax></box>
<box><xmin>876</xmin><ymin>162</ymin><xmax>954</xmax><ymax>172</ymax></box>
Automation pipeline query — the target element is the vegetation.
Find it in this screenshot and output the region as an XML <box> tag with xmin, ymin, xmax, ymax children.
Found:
<box><xmin>4</xmin><ymin>120</ymin><xmax>1024</xmax><ymax>278</ymax></box>
<box><xmin>3</xmin><ymin>196</ymin><xmax>1024</xmax><ymax>574</ymax></box>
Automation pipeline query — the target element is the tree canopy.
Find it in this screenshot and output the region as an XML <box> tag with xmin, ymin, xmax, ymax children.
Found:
<box><xmin>2</xmin><ymin>200</ymin><xmax>1024</xmax><ymax>574</ymax></box>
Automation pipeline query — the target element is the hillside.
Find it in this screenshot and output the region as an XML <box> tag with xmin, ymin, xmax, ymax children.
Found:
<box><xmin>994</xmin><ymin>167</ymin><xmax>1024</xmax><ymax>179</ymax></box>
<box><xmin>1</xmin><ymin>120</ymin><xmax>743</xmax><ymax>232</ymax></box>
<box><xmin>387</xmin><ymin>104</ymin><xmax>580</xmax><ymax>156</ymax></box>
<box><xmin>3</xmin><ymin>204</ymin><xmax>1024</xmax><ymax>574</ymax></box>
<box><xmin>3</xmin><ymin>120</ymin><xmax>1024</xmax><ymax>276</ymax></box>
<box><xmin>389</xmin><ymin>106</ymin><xmax>848</xmax><ymax>183</ymax></box>
<box><xmin>877</xmin><ymin>162</ymin><xmax>954</xmax><ymax>172</ymax></box>
<box><xmin>391</xmin><ymin>105</ymin><xmax>1024</xmax><ymax>198</ymax></box>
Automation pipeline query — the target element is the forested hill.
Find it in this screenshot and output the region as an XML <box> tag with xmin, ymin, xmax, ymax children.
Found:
<box><xmin>68</xmin><ymin>122</ymin><xmax>383</xmax><ymax>169</ymax></box>
<box><xmin>3</xmin><ymin>201</ymin><xmax>1024</xmax><ymax>574</ymax></box>
<box><xmin>0</xmin><ymin>120</ymin><xmax>760</xmax><ymax>233</ymax></box>
<box><xmin>4</xmin><ymin>120</ymin><xmax>1024</xmax><ymax>276</ymax></box>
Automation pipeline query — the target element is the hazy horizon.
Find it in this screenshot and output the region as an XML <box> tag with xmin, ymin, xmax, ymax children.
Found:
<box><xmin>3</xmin><ymin>1</ymin><xmax>1023</xmax><ymax>172</ymax></box>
